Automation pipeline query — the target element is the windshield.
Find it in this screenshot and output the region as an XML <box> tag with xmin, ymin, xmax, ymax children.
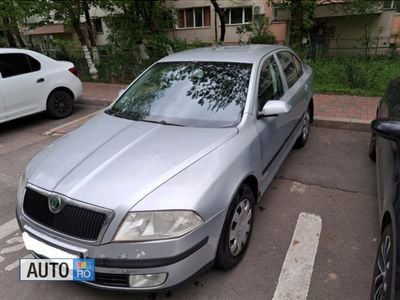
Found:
<box><xmin>106</xmin><ymin>61</ymin><xmax>252</xmax><ymax>128</ymax></box>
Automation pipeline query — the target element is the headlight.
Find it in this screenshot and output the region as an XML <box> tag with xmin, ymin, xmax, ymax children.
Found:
<box><xmin>114</xmin><ymin>210</ymin><xmax>204</xmax><ymax>242</ymax></box>
<box><xmin>17</xmin><ymin>170</ymin><xmax>27</xmax><ymax>207</ymax></box>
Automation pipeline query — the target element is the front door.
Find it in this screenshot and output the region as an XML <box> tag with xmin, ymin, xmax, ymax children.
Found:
<box><xmin>255</xmin><ymin>55</ymin><xmax>289</xmax><ymax>180</ymax></box>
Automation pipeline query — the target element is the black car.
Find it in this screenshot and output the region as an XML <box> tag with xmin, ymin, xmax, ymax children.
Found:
<box><xmin>370</xmin><ymin>77</ymin><xmax>400</xmax><ymax>300</ymax></box>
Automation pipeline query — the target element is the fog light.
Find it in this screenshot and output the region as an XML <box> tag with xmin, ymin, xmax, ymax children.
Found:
<box><xmin>129</xmin><ymin>273</ymin><xmax>167</xmax><ymax>288</ymax></box>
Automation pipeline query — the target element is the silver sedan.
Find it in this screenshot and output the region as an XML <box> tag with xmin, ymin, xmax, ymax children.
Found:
<box><xmin>16</xmin><ymin>45</ymin><xmax>313</xmax><ymax>291</ymax></box>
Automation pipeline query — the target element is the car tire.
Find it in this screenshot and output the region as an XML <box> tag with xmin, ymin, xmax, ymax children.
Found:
<box><xmin>371</xmin><ymin>224</ymin><xmax>394</xmax><ymax>300</ymax></box>
<box><xmin>47</xmin><ymin>90</ymin><xmax>73</xmax><ymax>119</ymax></box>
<box><xmin>294</xmin><ymin>107</ymin><xmax>311</xmax><ymax>149</ymax></box>
<box><xmin>369</xmin><ymin>133</ymin><xmax>377</xmax><ymax>161</ymax></box>
<box><xmin>215</xmin><ymin>184</ymin><xmax>255</xmax><ymax>270</ymax></box>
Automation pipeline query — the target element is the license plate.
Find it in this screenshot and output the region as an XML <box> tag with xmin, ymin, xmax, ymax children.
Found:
<box><xmin>22</xmin><ymin>232</ymin><xmax>79</xmax><ymax>259</ymax></box>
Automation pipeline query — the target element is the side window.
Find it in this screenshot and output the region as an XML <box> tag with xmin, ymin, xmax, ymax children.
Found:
<box><xmin>0</xmin><ymin>53</ymin><xmax>37</xmax><ymax>78</ymax></box>
<box><xmin>277</xmin><ymin>51</ymin><xmax>300</xmax><ymax>88</ymax></box>
<box><xmin>258</xmin><ymin>56</ymin><xmax>284</xmax><ymax>109</ymax></box>
<box><xmin>27</xmin><ymin>55</ymin><xmax>41</xmax><ymax>72</ymax></box>
<box><xmin>292</xmin><ymin>55</ymin><xmax>303</xmax><ymax>77</ymax></box>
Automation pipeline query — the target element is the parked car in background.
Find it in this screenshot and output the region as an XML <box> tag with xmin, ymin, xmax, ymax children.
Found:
<box><xmin>370</xmin><ymin>77</ymin><xmax>400</xmax><ymax>299</ymax></box>
<box><xmin>0</xmin><ymin>48</ymin><xmax>82</xmax><ymax>123</ymax></box>
<box><xmin>17</xmin><ymin>45</ymin><xmax>313</xmax><ymax>291</ymax></box>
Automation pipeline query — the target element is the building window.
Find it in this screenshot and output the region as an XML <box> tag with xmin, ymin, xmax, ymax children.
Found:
<box><xmin>224</xmin><ymin>7</ymin><xmax>252</xmax><ymax>25</ymax></box>
<box><xmin>272</xmin><ymin>3</ymin><xmax>284</xmax><ymax>21</ymax></box>
<box><xmin>178</xmin><ymin>7</ymin><xmax>211</xmax><ymax>28</ymax></box>
<box><xmin>383</xmin><ymin>0</ymin><xmax>400</xmax><ymax>11</ymax></box>
<box><xmin>93</xmin><ymin>18</ymin><xmax>103</xmax><ymax>33</ymax></box>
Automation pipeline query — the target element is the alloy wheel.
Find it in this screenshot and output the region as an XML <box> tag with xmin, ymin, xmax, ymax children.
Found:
<box><xmin>373</xmin><ymin>235</ymin><xmax>392</xmax><ymax>300</ymax></box>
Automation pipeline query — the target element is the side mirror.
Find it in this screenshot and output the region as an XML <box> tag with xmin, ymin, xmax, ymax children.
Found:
<box><xmin>117</xmin><ymin>89</ymin><xmax>125</xmax><ymax>98</ymax></box>
<box><xmin>371</xmin><ymin>118</ymin><xmax>400</xmax><ymax>141</ymax></box>
<box><xmin>258</xmin><ymin>100</ymin><xmax>291</xmax><ymax>118</ymax></box>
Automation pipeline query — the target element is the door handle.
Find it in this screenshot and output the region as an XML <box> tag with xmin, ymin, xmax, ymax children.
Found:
<box><xmin>36</xmin><ymin>78</ymin><xmax>44</xmax><ymax>83</ymax></box>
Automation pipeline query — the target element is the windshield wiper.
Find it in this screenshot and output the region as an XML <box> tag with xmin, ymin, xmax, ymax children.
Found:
<box><xmin>139</xmin><ymin>119</ymin><xmax>185</xmax><ymax>127</ymax></box>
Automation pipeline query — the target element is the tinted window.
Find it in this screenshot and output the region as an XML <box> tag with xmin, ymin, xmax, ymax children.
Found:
<box><xmin>108</xmin><ymin>61</ymin><xmax>252</xmax><ymax>128</ymax></box>
<box><xmin>277</xmin><ymin>51</ymin><xmax>300</xmax><ymax>88</ymax></box>
<box><xmin>258</xmin><ymin>56</ymin><xmax>284</xmax><ymax>109</ymax></box>
<box><xmin>27</xmin><ymin>55</ymin><xmax>41</xmax><ymax>72</ymax></box>
<box><xmin>0</xmin><ymin>53</ymin><xmax>37</xmax><ymax>78</ymax></box>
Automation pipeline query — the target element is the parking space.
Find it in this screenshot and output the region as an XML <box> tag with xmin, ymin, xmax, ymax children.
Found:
<box><xmin>0</xmin><ymin>111</ymin><xmax>379</xmax><ymax>299</ymax></box>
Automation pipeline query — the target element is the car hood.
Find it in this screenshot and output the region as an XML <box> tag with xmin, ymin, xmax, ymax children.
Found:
<box><xmin>27</xmin><ymin>113</ymin><xmax>237</xmax><ymax>212</ymax></box>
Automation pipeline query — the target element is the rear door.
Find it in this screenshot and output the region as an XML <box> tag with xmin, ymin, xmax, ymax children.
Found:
<box><xmin>0</xmin><ymin>53</ymin><xmax>47</xmax><ymax>119</ymax></box>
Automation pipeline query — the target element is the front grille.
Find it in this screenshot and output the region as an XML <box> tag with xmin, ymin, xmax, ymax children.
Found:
<box><xmin>23</xmin><ymin>188</ymin><xmax>107</xmax><ymax>241</ymax></box>
<box><xmin>94</xmin><ymin>273</ymin><xmax>129</xmax><ymax>287</ymax></box>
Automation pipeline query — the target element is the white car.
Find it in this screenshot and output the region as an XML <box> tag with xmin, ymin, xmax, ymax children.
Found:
<box><xmin>0</xmin><ymin>48</ymin><xmax>82</xmax><ymax>123</ymax></box>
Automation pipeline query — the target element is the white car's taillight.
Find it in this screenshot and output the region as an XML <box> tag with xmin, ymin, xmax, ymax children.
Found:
<box><xmin>68</xmin><ymin>67</ymin><xmax>79</xmax><ymax>78</ymax></box>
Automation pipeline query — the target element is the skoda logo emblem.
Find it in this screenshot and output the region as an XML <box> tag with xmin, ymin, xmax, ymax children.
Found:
<box><xmin>48</xmin><ymin>194</ymin><xmax>62</xmax><ymax>213</ymax></box>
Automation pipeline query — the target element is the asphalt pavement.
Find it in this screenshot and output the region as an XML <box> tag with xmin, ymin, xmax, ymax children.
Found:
<box><xmin>0</xmin><ymin>106</ymin><xmax>378</xmax><ymax>300</ymax></box>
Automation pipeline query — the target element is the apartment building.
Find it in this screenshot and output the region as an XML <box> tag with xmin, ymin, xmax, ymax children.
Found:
<box><xmin>166</xmin><ymin>0</ymin><xmax>288</xmax><ymax>44</ymax></box>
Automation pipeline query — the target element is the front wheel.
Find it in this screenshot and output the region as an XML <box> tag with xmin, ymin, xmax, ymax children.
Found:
<box><xmin>294</xmin><ymin>107</ymin><xmax>311</xmax><ymax>149</ymax></box>
<box><xmin>47</xmin><ymin>90</ymin><xmax>73</xmax><ymax>119</ymax></box>
<box><xmin>371</xmin><ymin>224</ymin><xmax>394</xmax><ymax>300</ymax></box>
<box><xmin>215</xmin><ymin>184</ymin><xmax>255</xmax><ymax>270</ymax></box>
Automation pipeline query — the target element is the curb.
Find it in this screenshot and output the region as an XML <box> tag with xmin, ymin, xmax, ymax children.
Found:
<box><xmin>76</xmin><ymin>97</ymin><xmax>112</xmax><ymax>107</ymax></box>
<box><xmin>313</xmin><ymin>116</ymin><xmax>371</xmax><ymax>132</ymax></box>
<box><xmin>76</xmin><ymin>97</ymin><xmax>372</xmax><ymax>132</ymax></box>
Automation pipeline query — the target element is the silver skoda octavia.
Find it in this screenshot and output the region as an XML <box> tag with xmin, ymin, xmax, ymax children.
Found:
<box><xmin>16</xmin><ymin>45</ymin><xmax>313</xmax><ymax>291</ymax></box>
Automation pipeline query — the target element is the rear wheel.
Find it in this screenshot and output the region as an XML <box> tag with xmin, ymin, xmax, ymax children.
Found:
<box><xmin>371</xmin><ymin>224</ymin><xmax>393</xmax><ymax>300</ymax></box>
<box><xmin>47</xmin><ymin>90</ymin><xmax>73</xmax><ymax>119</ymax></box>
<box><xmin>294</xmin><ymin>107</ymin><xmax>311</xmax><ymax>149</ymax></box>
<box><xmin>215</xmin><ymin>184</ymin><xmax>255</xmax><ymax>270</ymax></box>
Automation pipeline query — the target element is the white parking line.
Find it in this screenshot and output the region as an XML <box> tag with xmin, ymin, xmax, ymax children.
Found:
<box><xmin>272</xmin><ymin>212</ymin><xmax>322</xmax><ymax>300</ymax></box>
<box><xmin>42</xmin><ymin>109</ymin><xmax>102</xmax><ymax>136</ymax></box>
<box><xmin>5</xmin><ymin>254</ymin><xmax>32</xmax><ymax>272</ymax></box>
<box><xmin>0</xmin><ymin>244</ymin><xmax>25</xmax><ymax>255</ymax></box>
<box><xmin>0</xmin><ymin>219</ymin><xmax>18</xmax><ymax>241</ymax></box>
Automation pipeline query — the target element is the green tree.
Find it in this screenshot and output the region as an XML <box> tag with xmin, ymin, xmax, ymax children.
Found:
<box><xmin>268</xmin><ymin>0</ymin><xmax>316</xmax><ymax>48</ymax></box>
<box><xmin>39</xmin><ymin>0</ymin><xmax>100</xmax><ymax>78</ymax></box>
<box><xmin>0</xmin><ymin>0</ymin><xmax>43</xmax><ymax>48</ymax></box>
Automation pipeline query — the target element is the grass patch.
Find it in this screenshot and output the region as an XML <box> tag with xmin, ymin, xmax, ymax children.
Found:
<box><xmin>310</xmin><ymin>56</ymin><xmax>400</xmax><ymax>97</ymax></box>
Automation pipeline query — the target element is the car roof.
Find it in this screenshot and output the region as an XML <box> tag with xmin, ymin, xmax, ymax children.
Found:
<box><xmin>159</xmin><ymin>44</ymin><xmax>289</xmax><ymax>64</ymax></box>
<box><xmin>0</xmin><ymin>48</ymin><xmax>39</xmax><ymax>55</ymax></box>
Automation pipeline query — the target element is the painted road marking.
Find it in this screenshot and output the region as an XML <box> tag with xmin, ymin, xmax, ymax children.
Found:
<box><xmin>42</xmin><ymin>109</ymin><xmax>102</xmax><ymax>136</ymax></box>
<box><xmin>5</xmin><ymin>254</ymin><xmax>32</xmax><ymax>272</ymax></box>
<box><xmin>290</xmin><ymin>181</ymin><xmax>307</xmax><ymax>194</ymax></box>
<box><xmin>0</xmin><ymin>219</ymin><xmax>18</xmax><ymax>241</ymax></box>
<box><xmin>272</xmin><ymin>212</ymin><xmax>322</xmax><ymax>300</ymax></box>
<box><xmin>0</xmin><ymin>244</ymin><xmax>25</xmax><ymax>255</ymax></box>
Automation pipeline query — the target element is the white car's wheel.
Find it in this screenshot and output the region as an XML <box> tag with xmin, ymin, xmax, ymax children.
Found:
<box><xmin>47</xmin><ymin>90</ymin><xmax>73</xmax><ymax>119</ymax></box>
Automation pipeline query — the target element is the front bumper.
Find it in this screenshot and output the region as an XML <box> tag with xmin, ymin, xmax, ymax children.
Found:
<box><xmin>16</xmin><ymin>205</ymin><xmax>226</xmax><ymax>291</ymax></box>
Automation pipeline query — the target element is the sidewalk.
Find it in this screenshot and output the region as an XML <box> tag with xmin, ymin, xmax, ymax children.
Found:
<box><xmin>78</xmin><ymin>82</ymin><xmax>380</xmax><ymax>131</ymax></box>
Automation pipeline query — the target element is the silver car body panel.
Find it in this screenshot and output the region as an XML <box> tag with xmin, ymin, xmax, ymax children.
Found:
<box><xmin>17</xmin><ymin>45</ymin><xmax>313</xmax><ymax>290</ymax></box>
